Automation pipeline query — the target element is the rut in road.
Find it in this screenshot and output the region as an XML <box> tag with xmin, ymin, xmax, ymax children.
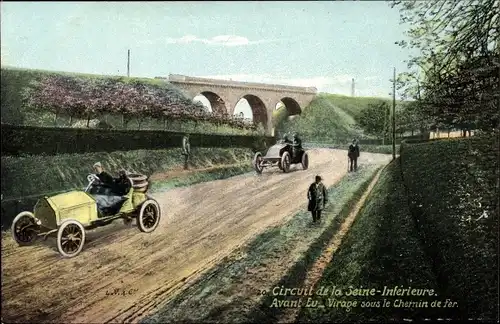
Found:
<box><xmin>1</xmin><ymin>149</ymin><xmax>392</xmax><ymax>324</ymax></box>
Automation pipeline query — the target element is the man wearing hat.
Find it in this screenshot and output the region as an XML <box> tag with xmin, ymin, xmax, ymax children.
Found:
<box><xmin>307</xmin><ymin>175</ymin><xmax>328</xmax><ymax>223</ymax></box>
<box><xmin>93</xmin><ymin>162</ymin><xmax>115</xmax><ymax>188</ymax></box>
<box><xmin>292</xmin><ymin>132</ymin><xmax>302</xmax><ymax>160</ymax></box>
<box><xmin>348</xmin><ymin>139</ymin><xmax>360</xmax><ymax>172</ymax></box>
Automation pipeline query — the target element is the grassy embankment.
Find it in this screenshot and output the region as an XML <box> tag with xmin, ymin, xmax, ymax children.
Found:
<box><xmin>0</xmin><ymin>67</ymin><xmax>259</xmax><ymax>135</ymax></box>
<box><xmin>1</xmin><ymin>147</ymin><xmax>253</xmax><ymax>229</ymax></box>
<box><xmin>274</xmin><ymin>93</ymin><xmax>400</xmax><ymax>153</ymax></box>
<box><xmin>298</xmin><ymin>135</ymin><xmax>499</xmax><ymax>322</ymax></box>
<box><xmin>142</xmin><ymin>163</ymin><xmax>383</xmax><ymax>324</ymax></box>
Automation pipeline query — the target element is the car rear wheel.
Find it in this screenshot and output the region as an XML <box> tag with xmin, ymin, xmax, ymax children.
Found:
<box><xmin>253</xmin><ymin>152</ymin><xmax>264</xmax><ymax>174</ymax></box>
<box><xmin>301</xmin><ymin>152</ymin><xmax>309</xmax><ymax>170</ymax></box>
<box><xmin>281</xmin><ymin>151</ymin><xmax>291</xmax><ymax>173</ymax></box>
<box><xmin>11</xmin><ymin>211</ymin><xmax>39</xmax><ymax>246</ymax></box>
<box><xmin>57</xmin><ymin>220</ymin><xmax>86</xmax><ymax>258</ymax></box>
<box><xmin>137</xmin><ymin>199</ymin><xmax>161</xmax><ymax>233</ymax></box>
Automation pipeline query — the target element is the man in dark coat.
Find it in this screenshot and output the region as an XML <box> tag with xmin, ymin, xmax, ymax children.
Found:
<box><xmin>93</xmin><ymin>162</ymin><xmax>130</xmax><ymax>195</ymax></box>
<box><xmin>292</xmin><ymin>132</ymin><xmax>302</xmax><ymax>159</ymax></box>
<box><xmin>93</xmin><ymin>162</ymin><xmax>115</xmax><ymax>187</ymax></box>
<box><xmin>347</xmin><ymin>139</ymin><xmax>360</xmax><ymax>172</ymax></box>
<box><xmin>308</xmin><ymin>175</ymin><xmax>328</xmax><ymax>223</ymax></box>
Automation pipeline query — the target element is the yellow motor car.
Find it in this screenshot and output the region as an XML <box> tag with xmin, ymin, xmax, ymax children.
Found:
<box><xmin>10</xmin><ymin>172</ymin><xmax>161</xmax><ymax>258</ymax></box>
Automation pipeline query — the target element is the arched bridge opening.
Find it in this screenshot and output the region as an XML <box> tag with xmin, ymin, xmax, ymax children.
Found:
<box><xmin>234</xmin><ymin>94</ymin><xmax>268</xmax><ymax>128</ymax></box>
<box><xmin>280</xmin><ymin>97</ymin><xmax>302</xmax><ymax>116</ymax></box>
<box><xmin>192</xmin><ymin>91</ymin><xmax>227</xmax><ymax>115</ymax></box>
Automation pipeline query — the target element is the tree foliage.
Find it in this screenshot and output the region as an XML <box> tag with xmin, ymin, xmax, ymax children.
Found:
<box><xmin>356</xmin><ymin>101</ymin><xmax>391</xmax><ymax>139</ymax></box>
<box><xmin>390</xmin><ymin>0</ymin><xmax>500</xmax><ymax>133</ymax></box>
<box><xmin>22</xmin><ymin>74</ymin><xmax>258</xmax><ymax>130</ymax></box>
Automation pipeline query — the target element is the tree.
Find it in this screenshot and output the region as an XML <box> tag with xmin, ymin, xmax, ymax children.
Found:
<box><xmin>390</xmin><ymin>0</ymin><xmax>499</xmax><ymax>133</ymax></box>
<box><xmin>356</xmin><ymin>101</ymin><xmax>391</xmax><ymax>140</ymax></box>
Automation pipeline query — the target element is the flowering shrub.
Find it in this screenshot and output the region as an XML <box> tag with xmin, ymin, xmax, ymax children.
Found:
<box><xmin>22</xmin><ymin>74</ymin><xmax>258</xmax><ymax>131</ymax></box>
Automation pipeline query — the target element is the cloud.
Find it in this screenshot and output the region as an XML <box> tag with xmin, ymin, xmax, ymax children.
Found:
<box><xmin>142</xmin><ymin>35</ymin><xmax>277</xmax><ymax>47</ymax></box>
<box><xmin>196</xmin><ymin>74</ymin><xmax>391</xmax><ymax>98</ymax></box>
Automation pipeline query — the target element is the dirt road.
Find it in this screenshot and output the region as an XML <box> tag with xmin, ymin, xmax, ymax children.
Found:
<box><xmin>1</xmin><ymin>149</ymin><xmax>391</xmax><ymax>323</ymax></box>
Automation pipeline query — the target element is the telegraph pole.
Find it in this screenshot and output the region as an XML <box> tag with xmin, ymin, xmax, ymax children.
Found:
<box><xmin>127</xmin><ymin>49</ymin><xmax>130</xmax><ymax>77</ymax></box>
<box><xmin>392</xmin><ymin>67</ymin><xmax>396</xmax><ymax>160</ymax></box>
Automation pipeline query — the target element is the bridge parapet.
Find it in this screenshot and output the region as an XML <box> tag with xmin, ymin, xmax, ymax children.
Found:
<box><xmin>164</xmin><ymin>74</ymin><xmax>318</xmax><ymax>95</ymax></box>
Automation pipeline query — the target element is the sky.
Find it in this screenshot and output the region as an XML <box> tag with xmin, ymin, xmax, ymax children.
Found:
<box><xmin>1</xmin><ymin>1</ymin><xmax>413</xmax><ymax>118</ymax></box>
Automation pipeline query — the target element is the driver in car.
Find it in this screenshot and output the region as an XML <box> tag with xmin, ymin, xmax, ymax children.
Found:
<box><xmin>92</xmin><ymin>162</ymin><xmax>130</xmax><ymax>196</ymax></box>
<box><xmin>292</xmin><ymin>133</ymin><xmax>302</xmax><ymax>159</ymax></box>
<box><xmin>93</xmin><ymin>162</ymin><xmax>115</xmax><ymax>187</ymax></box>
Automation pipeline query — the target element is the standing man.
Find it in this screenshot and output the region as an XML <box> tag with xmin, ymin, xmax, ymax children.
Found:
<box><xmin>182</xmin><ymin>134</ymin><xmax>191</xmax><ymax>170</ymax></box>
<box><xmin>307</xmin><ymin>175</ymin><xmax>328</xmax><ymax>223</ymax></box>
<box><xmin>348</xmin><ymin>139</ymin><xmax>360</xmax><ymax>172</ymax></box>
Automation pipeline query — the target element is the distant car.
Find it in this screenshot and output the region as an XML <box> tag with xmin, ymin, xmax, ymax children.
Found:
<box><xmin>253</xmin><ymin>139</ymin><xmax>309</xmax><ymax>174</ymax></box>
<box><xmin>10</xmin><ymin>172</ymin><xmax>161</xmax><ymax>258</ymax></box>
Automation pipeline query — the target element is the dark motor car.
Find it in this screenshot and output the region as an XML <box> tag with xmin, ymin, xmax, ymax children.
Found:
<box><xmin>253</xmin><ymin>138</ymin><xmax>309</xmax><ymax>174</ymax></box>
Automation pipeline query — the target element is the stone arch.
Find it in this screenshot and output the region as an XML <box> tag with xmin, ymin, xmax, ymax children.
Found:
<box><xmin>193</xmin><ymin>91</ymin><xmax>227</xmax><ymax>115</ymax></box>
<box><xmin>279</xmin><ymin>97</ymin><xmax>302</xmax><ymax>116</ymax></box>
<box><xmin>235</xmin><ymin>94</ymin><xmax>268</xmax><ymax>127</ymax></box>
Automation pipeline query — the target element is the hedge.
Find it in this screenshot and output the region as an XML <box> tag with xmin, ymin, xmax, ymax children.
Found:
<box><xmin>399</xmin><ymin>135</ymin><xmax>499</xmax><ymax>320</ymax></box>
<box><xmin>1</xmin><ymin>124</ymin><xmax>276</xmax><ymax>156</ymax></box>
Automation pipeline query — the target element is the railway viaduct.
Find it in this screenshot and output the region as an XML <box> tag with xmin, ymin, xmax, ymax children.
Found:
<box><xmin>156</xmin><ymin>74</ymin><xmax>317</xmax><ymax>134</ymax></box>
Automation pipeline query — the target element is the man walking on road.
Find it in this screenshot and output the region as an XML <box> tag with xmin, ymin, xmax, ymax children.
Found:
<box><xmin>348</xmin><ymin>139</ymin><xmax>360</xmax><ymax>172</ymax></box>
<box><xmin>182</xmin><ymin>134</ymin><xmax>191</xmax><ymax>170</ymax></box>
<box><xmin>308</xmin><ymin>175</ymin><xmax>328</xmax><ymax>223</ymax></box>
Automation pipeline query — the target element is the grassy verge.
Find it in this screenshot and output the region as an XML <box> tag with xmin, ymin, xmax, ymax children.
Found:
<box><xmin>400</xmin><ymin>135</ymin><xmax>499</xmax><ymax>321</ymax></box>
<box><xmin>141</xmin><ymin>164</ymin><xmax>382</xmax><ymax>324</ymax></box>
<box><xmin>1</xmin><ymin>147</ymin><xmax>253</xmax><ymax>229</ymax></box>
<box><xmin>298</xmin><ymin>159</ymin><xmax>440</xmax><ymax>323</ymax></box>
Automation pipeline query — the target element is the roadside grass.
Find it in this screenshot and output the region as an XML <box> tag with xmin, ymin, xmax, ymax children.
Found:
<box><xmin>141</xmin><ymin>164</ymin><xmax>382</xmax><ymax>324</ymax></box>
<box><xmin>0</xmin><ymin>147</ymin><xmax>253</xmax><ymax>229</ymax></box>
<box><xmin>1</xmin><ymin>147</ymin><xmax>251</xmax><ymax>198</ymax></box>
<box><xmin>297</xmin><ymin>159</ymin><xmax>440</xmax><ymax>323</ymax></box>
<box><xmin>400</xmin><ymin>135</ymin><xmax>499</xmax><ymax>321</ymax></box>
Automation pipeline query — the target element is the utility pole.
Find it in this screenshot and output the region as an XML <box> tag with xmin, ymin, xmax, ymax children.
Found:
<box><xmin>351</xmin><ymin>78</ymin><xmax>355</xmax><ymax>97</ymax></box>
<box><xmin>127</xmin><ymin>49</ymin><xmax>130</xmax><ymax>77</ymax></box>
<box><xmin>392</xmin><ymin>67</ymin><xmax>396</xmax><ymax>160</ymax></box>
